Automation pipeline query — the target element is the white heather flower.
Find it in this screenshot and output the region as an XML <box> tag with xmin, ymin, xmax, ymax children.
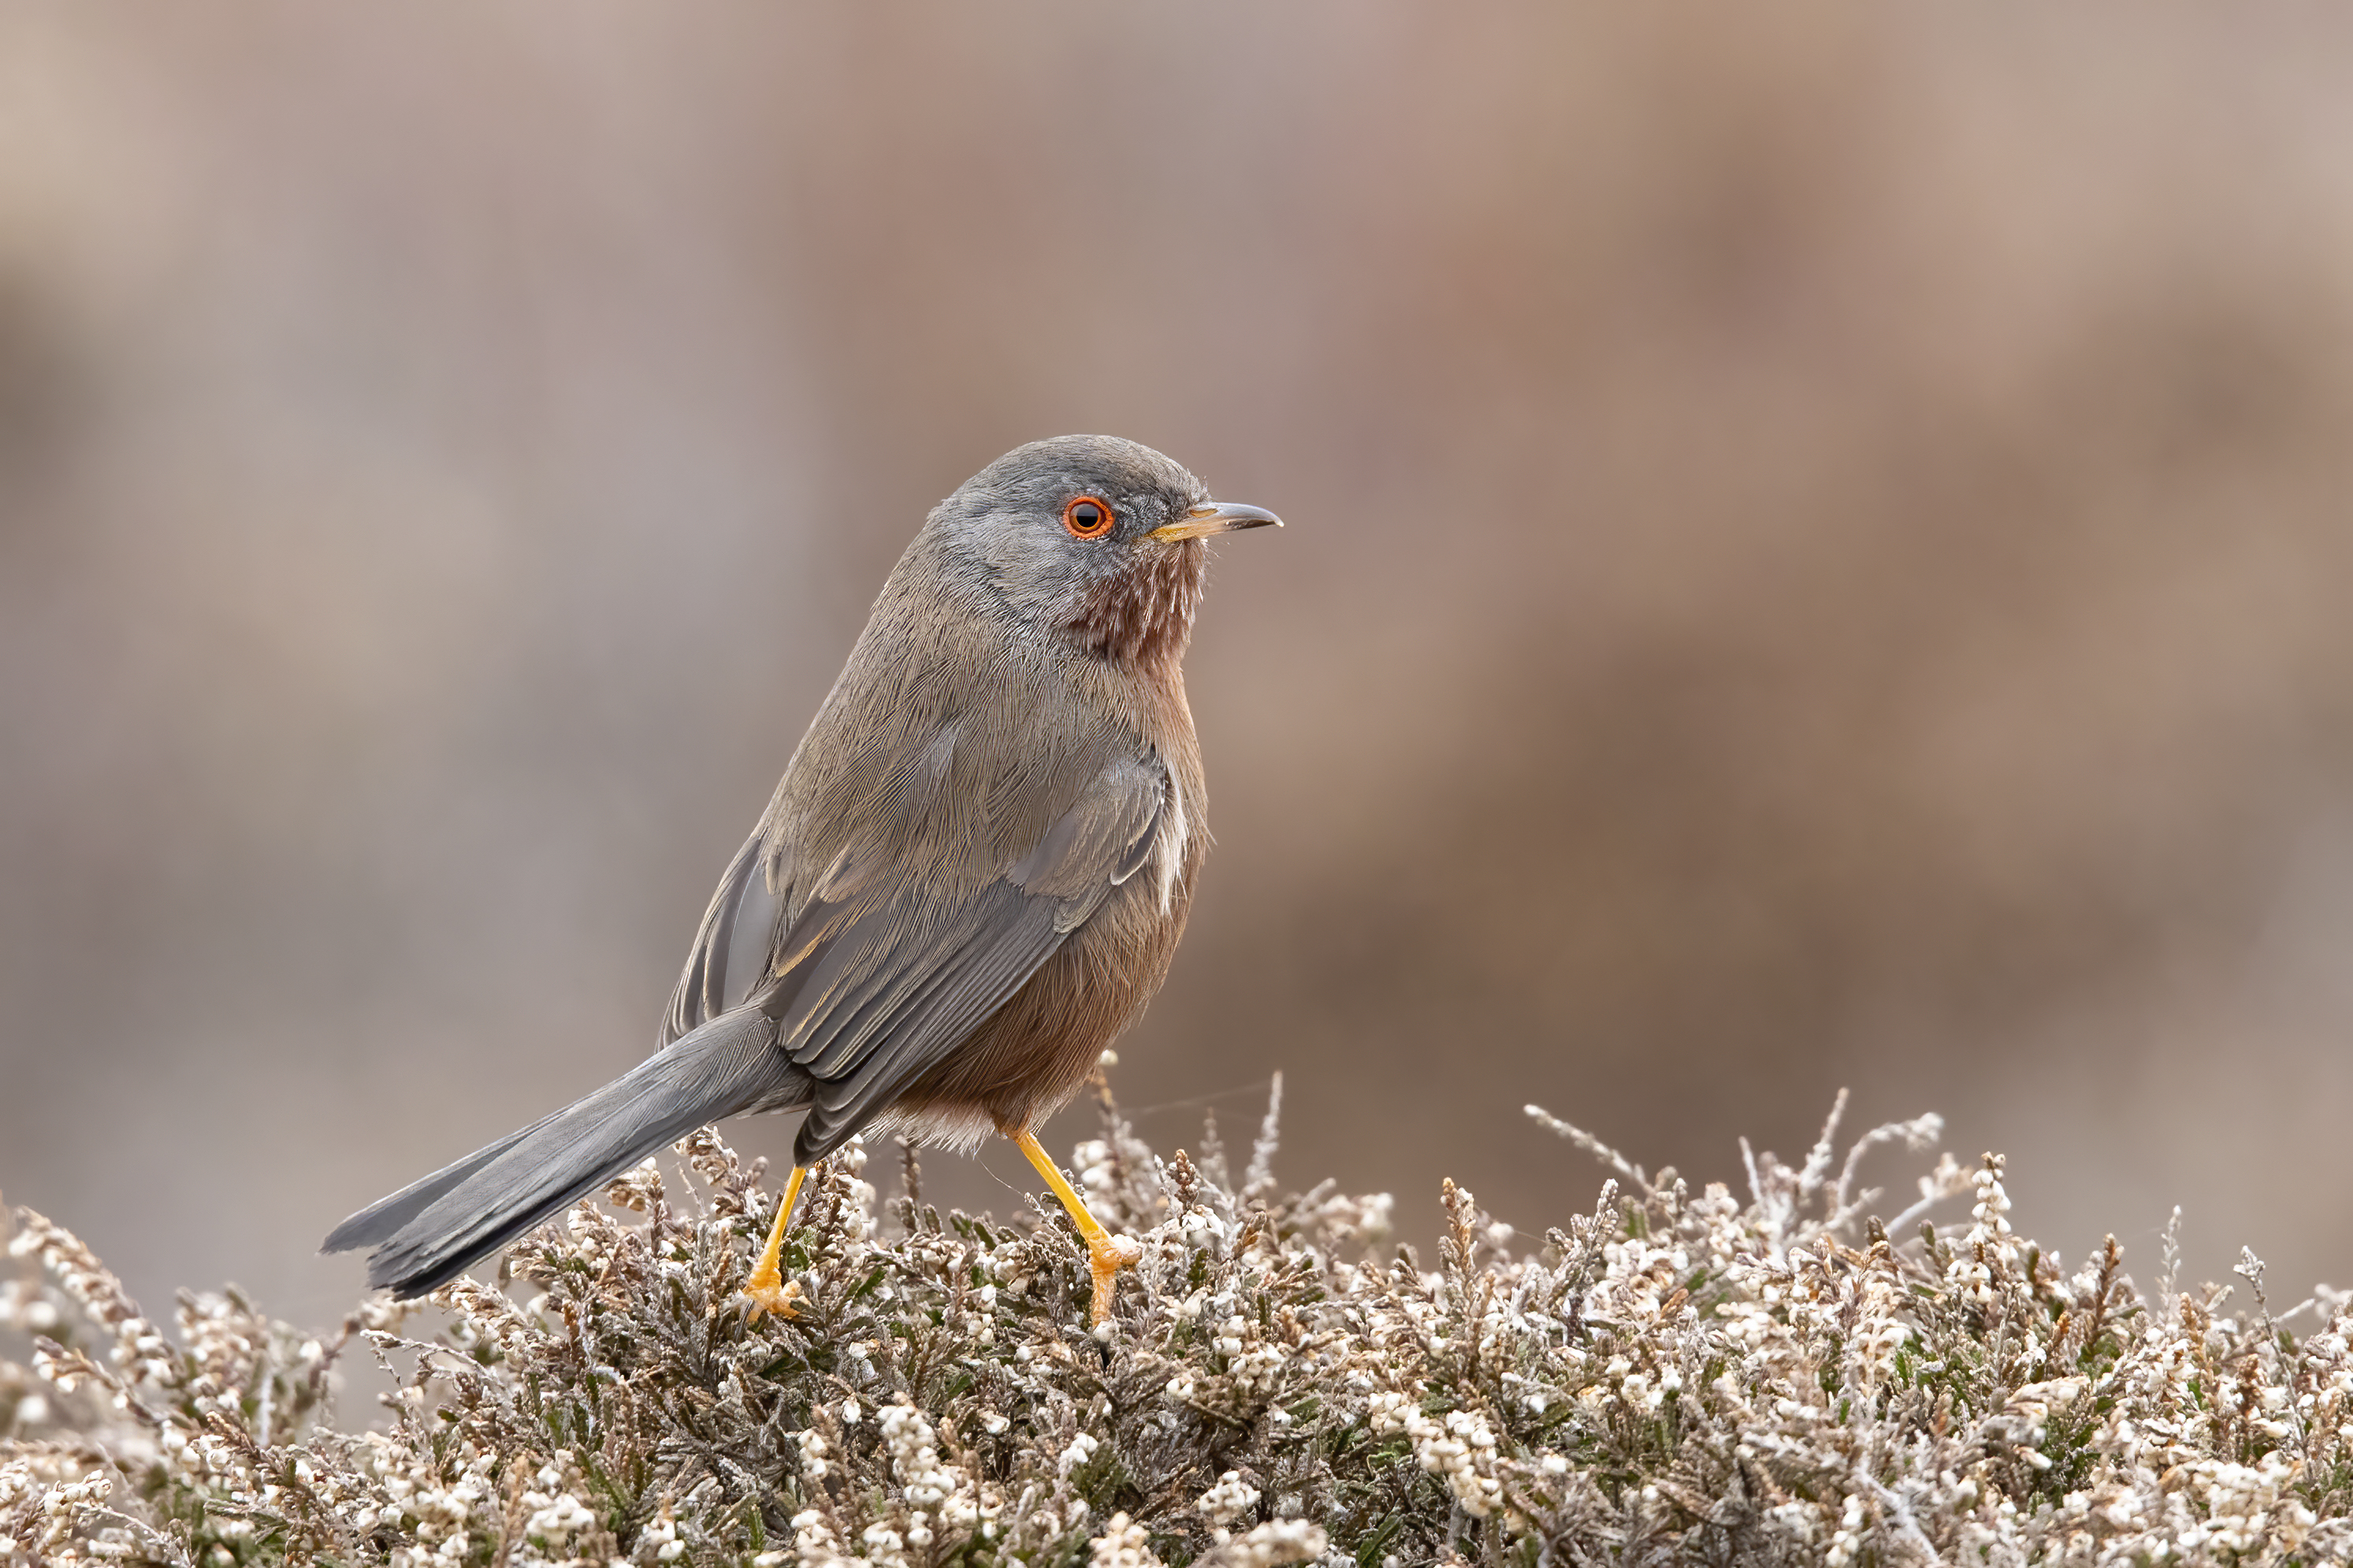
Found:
<box><xmin>527</xmin><ymin>1491</ymin><xmax>596</xmax><ymax>1543</ymax></box>
<box><xmin>789</xmin><ymin>1508</ymin><xmax>844</xmax><ymax>1568</ymax></box>
<box><xmin>1091</xmin><ymin>1510</ymin><xmax>1161</xmax><ymax>1568</ymax></box>
<box><xmin>1196</xmin><ymin>1470</ymin><xmax>1260</xmax><ymax>1527</ymax></box>
<box><xmin>1364</xmin><ymin>1389</ymin><xmax>1418</xmax><ymax>1434</ymax></box>
<box><xmin>863</xmin><ymin>1522</ymin><xmax>908</xmax><ymax>1568</ymax></box>
<box><xmin>1231</xmin><ymin>1344</ymin><xmax>1288</xmax><ymax>1395</ymax></box>
<box><xmin>1401</xmin><ymin>1407</ymin><xmax>1503</xmax><ymax>1516</ymax></box>
<box><xmin>881</xmin><ymin>1398</ymin><xmax>962</xmax><ymax>1510</ymax></box>
<box><xmin>1826</xmin><ymin>1494</ymin><xmax>1866</xmax><ymax>1565</ymax></box>
<box><xmin>1221</xmin><ymin>1519</ymin><xmax>1329</xmax><ymax>1568</ymax></box>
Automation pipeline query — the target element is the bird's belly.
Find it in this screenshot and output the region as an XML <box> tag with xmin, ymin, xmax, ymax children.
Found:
<box><xmin>893</xmin><ymin>874</ymin><xmax>1190</xmax><ymax>1139</ymax></box>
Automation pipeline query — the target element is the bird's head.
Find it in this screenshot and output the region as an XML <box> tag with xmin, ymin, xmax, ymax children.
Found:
<box><xmin>934</xmin><ymin>435</ymin><xmax>1280</xmax><ymax>667</ymax></box>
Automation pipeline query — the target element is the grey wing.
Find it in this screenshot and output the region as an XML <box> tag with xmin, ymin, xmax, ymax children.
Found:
<box><xmin>662</xmin><ymin>829</ymin><xmax>786</xmax><ymax>1045</ymax></box>
<box><xmin>760</xmin><ymin>752</ymin><xmax>1168</xmax><ymax>1163</ymax></box>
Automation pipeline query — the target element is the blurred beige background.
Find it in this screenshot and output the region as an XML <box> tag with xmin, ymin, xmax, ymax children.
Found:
<box><xmin>6</xmin><ymin>6</ymin><xmax>2353</xmax><ymax>1332</ymax></box>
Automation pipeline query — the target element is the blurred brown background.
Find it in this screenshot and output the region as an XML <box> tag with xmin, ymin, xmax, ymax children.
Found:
<box><xmin>6</xmin><ymin>6</ymin><xmax>2353</xmax><ymax>1332</ymax></box>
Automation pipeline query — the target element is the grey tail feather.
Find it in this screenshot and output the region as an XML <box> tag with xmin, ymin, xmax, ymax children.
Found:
<box><xmin>321</xmin><ymin>1007</ymin><xmax>802</xmax><ymax>1299</ymax></box>
<box><xmin>319</xmin><ymin>1120</ymin><xmax>544</xmax><ymax>1254</ymax></box>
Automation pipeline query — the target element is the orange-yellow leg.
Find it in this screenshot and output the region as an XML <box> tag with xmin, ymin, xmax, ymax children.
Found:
<box><xmin>1013</xmin><ymin>1130</ymin><xmax>1142</xmax><ymax>1326</ymax></box>
<box><xmin>744</xmin><ymin>1163</ymin><xmax>808</xmax><ymax>1320</ymax></box>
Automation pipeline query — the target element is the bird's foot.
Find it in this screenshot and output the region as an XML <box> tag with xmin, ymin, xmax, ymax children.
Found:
<box><xmin>1087</xmin><ymin>1232</ymin><xmax>1143</xmax><ymax>1327</ymax></box>
<box><xmin>743</xmin><ymin>1266</ymin><xmax>805</xmax><ymax>1321</ymax></box>
<box><xmin>742</xmin><ymin>1164</ymin><xmax>810</xmax><ymax>1321</ymax></box>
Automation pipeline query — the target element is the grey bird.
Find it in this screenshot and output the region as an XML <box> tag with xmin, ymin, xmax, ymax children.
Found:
<box><xmin>322</xmin><ymin>435</ymin><xmax>1279</xmax><ymax>1324</ymax></box>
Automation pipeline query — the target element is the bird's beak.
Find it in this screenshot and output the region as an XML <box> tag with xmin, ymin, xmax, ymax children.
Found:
<box><xmin>1145</xmin><ymin>501</ymin><xmax>1284</xmax><ymax>542</ymax></box>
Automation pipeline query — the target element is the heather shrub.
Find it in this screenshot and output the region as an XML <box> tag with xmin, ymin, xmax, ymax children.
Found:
<box><xmin>6</xmin><ymin>1074</ymin><xmax>2350</xmax><ymax>1565</ymax></box>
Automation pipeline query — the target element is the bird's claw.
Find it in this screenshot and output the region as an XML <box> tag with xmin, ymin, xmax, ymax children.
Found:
<box><xmin>744</xmin><ymin>1270</ymin><xmax>805</xmax><ymax>1321</ymax></box>
<box><xmin>1086</xmin><ymin>1232</ymin><xmax>1143</xmax><ymax>1327</ymax></box>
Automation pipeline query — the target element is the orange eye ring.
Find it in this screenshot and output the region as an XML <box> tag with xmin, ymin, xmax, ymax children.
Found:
<box><xmin>1062</xmin><ymin>495</ymin><xmax>1116</xmax><ymax>540</ymax></box>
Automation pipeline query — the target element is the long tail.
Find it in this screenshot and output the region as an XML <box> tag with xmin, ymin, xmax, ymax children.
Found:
<box><xmin>322</xmin><ymin>1007</ymin><xmax>801</xmax><ymax>1299</ymax></box>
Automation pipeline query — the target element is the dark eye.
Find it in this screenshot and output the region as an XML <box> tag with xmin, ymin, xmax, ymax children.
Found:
<box><xmin>1062</xmin><ymin>496</ymin><xmax>1115</xmax><ymax>539</ymax></box>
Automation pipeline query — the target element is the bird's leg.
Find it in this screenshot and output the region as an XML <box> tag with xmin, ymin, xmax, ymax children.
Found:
<box><xmin>1013</xmin><ymin>1130</ymin><xmax>1142</xmax><ymax>1326</ymax></box>
<box><xmin>744</xmin><ymin>1163</ymin><xmax>809</xmax><ymax>1320</ymax></box>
